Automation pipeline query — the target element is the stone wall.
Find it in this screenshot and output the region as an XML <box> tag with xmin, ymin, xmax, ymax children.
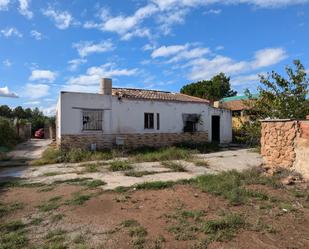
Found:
<box><xmin>60</xmin><ymin>132</ymin><xmax>209</xmax><ymax>151</ymax></box>
<box><xmin>261</xmin><ymin>120</ymin><xmax>309</xmax><ymax>179</ymax></box>
<box><xmin>294</xmin><ymin>121</ymin><xmax>309</xmax><ymax>179</ymax></box>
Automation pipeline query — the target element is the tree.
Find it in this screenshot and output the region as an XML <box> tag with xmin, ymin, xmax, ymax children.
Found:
<box><xmin>238</xmin><ymin>60</ymin><xmax>309</xmax><ymax>146</ymax></box>
<box><xmin>0</xmin><ymin>105</ymin><xmax>12</xmax><ymax>118</ymax></box>
<box><xmin>180</xmin><ymin>73</ymin><xmax>237</xmax><ymax>102</ymax></box>
<box><xmin>247</xmin><ymin>60</ymin><xmax>308</xmax><ymax>120</ymax></box>
<box><xmin>13</xmin><ymin>106</ymin><xmax>26</xmax><ymax>119</ymax></box>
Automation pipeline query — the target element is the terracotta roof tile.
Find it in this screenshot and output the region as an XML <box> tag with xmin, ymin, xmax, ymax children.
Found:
<box><xmin>221</xmin><ymin>99</ymin><xmax>252</xmax><ymax>111</ymax></box>
<box><xmin>112</xmin><ymin>88</ymin><xmax>210</xmax><ymax>104</ymax></box>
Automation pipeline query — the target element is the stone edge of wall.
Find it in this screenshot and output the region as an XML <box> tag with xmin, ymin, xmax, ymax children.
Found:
<box><xmin>260</xmin><ymin>119</ymin><xmax>309</xmax><ymax>179</ymax></box>
<box><xmin>59</xmin><ymin>132</ymin><xmax>209</xmax><ymax>151</ymax></box>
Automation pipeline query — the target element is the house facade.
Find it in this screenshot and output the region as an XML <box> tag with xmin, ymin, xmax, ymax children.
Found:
<box><xmin>214</xmin><ymin>95</ymin><xmax>258</xmax><ymax>129</ymax></box>
<box><xmin>56</xmin><ymin>79</ymin><xmax>232</xmax><ymax>150</ymax></box>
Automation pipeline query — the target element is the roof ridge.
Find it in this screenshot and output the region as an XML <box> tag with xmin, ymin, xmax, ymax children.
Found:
<box><xmin>112</xmin><ymin>87</ymin><xmax>171</xmax><ymax>93</ymax></box>
<box><xmin>178</xmin><ymin>93</ymin><xmax>210</xmax><ymax>102</ymax></box>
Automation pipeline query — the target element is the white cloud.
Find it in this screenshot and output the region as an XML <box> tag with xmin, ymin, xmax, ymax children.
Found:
<box><xmin>24</xmin><ymin>100</ymin><xmax>40</xmax><ymax>105</ymax></box>
<box><xmin>29</xmin><ymin>70</ymin><xmax>57</xmax><ymax>83</ymax></box>
<box><xmin>203</xmin><ymin>9</ymin><xmax>222</xmax><ymax>15</ymax></box>
<box><xmin>215</xmin><ymin>45</ymin><xmax>224</xmax><ymax>51</ymax></box>
<box><xmin>84</xmin><ymin>4</ymin><xmax>158</xmax><ymax>40</ymax></box>
<box><xmin>67</xmin><ymin>63</ymin><xmax>138</xmax><ymax>86</ymax></box>
<box><xmin>143</xmin><ymin>44</ymin><xmax>156</xmax><ymax>51</ymax></box>
<box><xmin>42</xmin><ymin>105</ymin><xmax>56</xmax><ymax>116</ymax></box>
<box><xmin>151</xmin><ymin>0</ymin><xmax>309</xmax><ymax>10</ymax></box>
<box><xmin>251</xmin><ymin>48</ymin><xmax>287</xmax><ymax>68</ymax></box>
<box><xmin>187</xmin><ymin>48</ymin><xmax>287</xmax><ymax>81</ymax></box>
<box><xmin>30</xmin><ymin>30</ymin><xmax>43</xmax><ymax>40</ymax></box>
<box><xmin>231</xmin><ymin>73</ymin><xmax>261</xmax><ymax>86</ymax></box>
<box><xmin>151</xmin><ymin>43</ymin><xmax>210</xmax><ymax>62</ymax></box>
<box><xmin>1</xmin><ymin>27</ymin><xmax>22</xmax><ymax>38</ymax></box>
<box><xmin>188</xmin><ymin>56</ymin><xmax>248</xmax><ymax>81</ymax></box>
<box><xmin>3</xmin><ymin>59</ymin><xmax>12</xmax><ymax>67</ymax></box>
<box><xmin>43</xmin><ymin>7</ymin><xmax>73</xmax><ymax>29</ymax></box>
<box><xmin>83</xmin><ymin>0</ymin><xmax>309</xmax><ymax>40</ymax></box>
<box><xmin>0</xmin><ymin>86</ymin><xmax>18</xmax><ymax>98</ymax></box>
<box><xmin>168</xmin><ymin>47</ymin><xmax>210</xmax><ymax>63</ymax></box>
<box><xmin>151</xmin><ymin>44</ymin><xmax>188</xmax><ymax>58</ymax></box>
<box><xmin>73</xmin><ymin>40</ymin><xmax>114</xmax><ymax>57</ymax></box>
<box><xmin>151</xmin><ymin>42</ymin><xmax>287</xmax><ymax>82</ymax></box>
<box><xmin>0</xmin><ymin>0</ymin><xmax>9</xmax><ymax>11</ymax></box>
<box><xmin>157</xmin><ymin>8</ymin><xmax>188</xmax><ymax>35</ymax></box>
<box><xmin>18</xmin><ymin>0</ymin><xmax>33</xmax><ymax>19</ymax></box>
<box><xmin>68</xmin><ymin>58</ymin><xmax>87</xmax><ymax>71</ymax></box>
<box><xmin>24</xmin><ymin>83</ymin><xmax>50</xmax><ymax>99</ymax></box>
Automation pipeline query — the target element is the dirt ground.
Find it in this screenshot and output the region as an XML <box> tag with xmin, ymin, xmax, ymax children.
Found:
<box><xmin>1</xmin><ymin>178</ymin><xmax>309</xmax><ymax>249</ymax></box>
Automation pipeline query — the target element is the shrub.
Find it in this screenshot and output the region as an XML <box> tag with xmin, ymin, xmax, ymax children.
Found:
<box><xmin>31</xmin><ymin>147</ymin><xmax>114</xmax><ymax>166</ymax></box>
<box><xmin>31</xmin><ymin>147</ymin><xmax>62</xmax><ymax>166</ymax></box>
<box><xmin>109</xmin><ymin>160</ymin><xmax>133</xmax><ymax>171</ymax></box>
<box><xmin>135</xmin><ymin>181</ymin><xmax>175</xmax><ymax>190</ymax></box>
<box><xmin>133</xmin><ymin>147</ymin><xmax>192</xmax><ymax>162</ymax></box>
<box><xmin>195</xmin><ymin>169</ymin><xmax>273</xmax><ymax>205</ymax></box>
<box><xmin>202</xmin><ymin>213</ymin><xmax>245</xmax><ymax>241</ymax></box>
<box><xmin>124</xmin><ymin>171</ymin><xmax>157</xmax><ymax>177</ymax></box>
<box><xmin>175</xmin><ymin>142</ymin><xmax>220</xmax><ymax>153</ymax></box>
<box><xmin>161</xmin><ymin>161</ymin><xmax>187</xmax><ymax>172</ymax></box>
<box><xmin>0</xmin><ymin>117</ymin><xmax>18</xmax><ymax>149</ymax></box>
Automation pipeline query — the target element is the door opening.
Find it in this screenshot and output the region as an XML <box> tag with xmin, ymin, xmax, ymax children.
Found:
<box><xmin>212</xmin><ymin>116</ymin><xmax>220</xmax><ymax>143</ymax></box>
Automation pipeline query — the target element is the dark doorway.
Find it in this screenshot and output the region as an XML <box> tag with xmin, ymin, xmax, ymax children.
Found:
<box><xmin>212</xmin><ymin>116</ymin><xmax>220</xmax><ymax>142</ymax></box>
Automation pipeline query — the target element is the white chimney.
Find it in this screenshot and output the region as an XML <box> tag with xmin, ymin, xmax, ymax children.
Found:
<box><xmin>99</xmin><ymin>78</ymin><xmax>112</xmax><ymax>95</ymax></box>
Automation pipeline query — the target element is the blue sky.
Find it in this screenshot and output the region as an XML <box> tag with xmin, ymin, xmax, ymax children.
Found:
<box><xmin>0</xmin><ymin>0</ymin><xmax>309</xmax><ymax>115</ymax></box>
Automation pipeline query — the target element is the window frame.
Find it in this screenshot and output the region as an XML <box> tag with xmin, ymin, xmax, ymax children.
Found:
<box><xmin>157</xmin><ymin>113</ymin><xmax>160</xmax><ymax>130</ymax></box>
<box><xmin>82</xmin><ymin>110</ymin><xmax>103</xmax><ymax>131</ymax></box>
<box><xmin>144</xmin><ymin>113</ymin><xmax>154</xmax><ymax>129</ymax></box>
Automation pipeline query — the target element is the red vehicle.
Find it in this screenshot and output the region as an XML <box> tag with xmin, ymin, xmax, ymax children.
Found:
<box><xmin>34</xmin><ymin>128</ymin><xmax>44</xmax><ymax>139</ymax></box>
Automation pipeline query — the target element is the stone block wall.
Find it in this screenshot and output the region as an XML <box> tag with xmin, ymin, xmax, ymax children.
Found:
<box><xmin>60</xmin><ymin>132</ymin><xmax>209</xmax><ymax>151</ymax></box>
<box><xmin>294</xmin><ymin>121</ymin><xmax>309</xmax><ymax>179</ymax></box>
<box><xmin>261</xmin><ymin>120</ymin><xmax>309</xmax><ymax>179</ymax></box>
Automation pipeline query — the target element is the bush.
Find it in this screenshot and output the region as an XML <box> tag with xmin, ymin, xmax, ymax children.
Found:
<box><xmin>109</xmin><ymin>160</ymin><xmax>133</xmax><ymax>171</ymax></box>
<box><xmin>31</xmin><ymin>147</ymin><xmax>114</xmax><ymax>166</ymax></box>
<box><xmin>132</xmin><ymin>147</ymin><xmax>192</xmax><ymax>162</ymax></box>
<box><xmin>202</xmin><ymin>213</ymin><xmax>245</xmax><ymax>242</ymax></box>
<box><xmin>233</xmin><ymin>120</ymin><xmax>261</xmax><ymax>147</ymax></box>
<box><xmin>175</xmin><ymin>142</ymin><xmax>220</xmax><ymax>153</ymax></box>
<box><xmin>0</xmin><ymin>117</ymin><xmax>18</xmax><ymax>149</ymax></box>
<box><xmin>31</xmin><ymin>147</ymin><xmax>62</xmax><ymax>166</ymax></box>
<box><xmin>195</xmin><ymin>169</ymin><xmax>274</xmax><ymax>205</ymax></box>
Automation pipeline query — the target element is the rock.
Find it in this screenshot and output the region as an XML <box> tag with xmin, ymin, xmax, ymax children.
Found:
<box><xmin>281</xmin><ymin>176</ymin><xmax>296</xmax><ymax>185</ymax></box>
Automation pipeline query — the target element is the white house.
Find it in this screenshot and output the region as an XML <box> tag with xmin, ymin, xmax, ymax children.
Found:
<box><xmin>56</xmin><ymin>79</ymin><xmax>232</xmax><ymax>150</ymax></box>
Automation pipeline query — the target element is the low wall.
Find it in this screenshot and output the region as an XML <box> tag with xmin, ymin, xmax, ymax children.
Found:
<box><xmin>60</xmin><ymin>132</ymin><xmax>209</xmax><ymax>150</ymax></box>
<box><xmin>261</xmin><ymin>120</ymin><xmax>309</xmax><ymax>179</ymax></box>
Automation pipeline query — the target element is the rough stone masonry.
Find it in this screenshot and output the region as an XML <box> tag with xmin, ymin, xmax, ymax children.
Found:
<box><xmin>261</xmin><ymin>119</ymin><xmax>309</xmax><ymax>179</ymax></box>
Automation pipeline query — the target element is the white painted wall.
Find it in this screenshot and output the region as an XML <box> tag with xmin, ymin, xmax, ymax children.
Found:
<box><xmin>56</xmin><ymin>96</ymin><xmax>61</xmax><ymax>140</ymax></box>
<box><xmin>57</xmin><ymin>91</ymin><xmax>232</xmax><ymax>143</ymax></box>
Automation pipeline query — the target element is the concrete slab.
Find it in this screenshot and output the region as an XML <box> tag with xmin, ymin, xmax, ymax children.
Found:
<box><xmin>0</xmin><ymin>149</ymin><xmax>263</xmax><ymax>190</ymax></box>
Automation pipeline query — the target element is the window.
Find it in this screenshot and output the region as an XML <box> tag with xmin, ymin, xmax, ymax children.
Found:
<box><xmin>82</xmin><ymin>110</ymin><xmax>103</xmax><ymax>131</ymax></box>
<box><xmin>144</xmin><ymin>113</ymin><xmax>154</xmax><ymax>129</ymax></box>
<box><xmin>182</xmin><ymin>114</ymin><xmax>201</xmax><ymax>132</ymax></box>
<box><xmin>157</xmin><ymin>113</ymin><xmax>160</xmax><ymax>130</ymax></box>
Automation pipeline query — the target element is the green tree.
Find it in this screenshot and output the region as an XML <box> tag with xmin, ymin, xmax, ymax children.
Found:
<box><xmin>247</xmin><ymin>60</ymin><xmax>308</xmax><ymax>119</ymax></box>
<box><xmin>0</xmin><ymin>105</ymin><xmax>12</xmax><ymax>118</ymax></box>
<box><xmin>24</xmin><ymin>108</ymin><xmax>33</xmax><ymax>119</ymax></box>
<box><xmin>238</xmin><ymin>60</ymin><xmax>309</xmax><ymax>146</ymax></box>
<box><xmin>13</xmin><ymin>106</ymin><xmax>26</xmax><ymax>119</ymax></box>
<box><xmin>180</xmin><ymin>73</ymin><xmax>237</xmax><ymax>102</ymax></box>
